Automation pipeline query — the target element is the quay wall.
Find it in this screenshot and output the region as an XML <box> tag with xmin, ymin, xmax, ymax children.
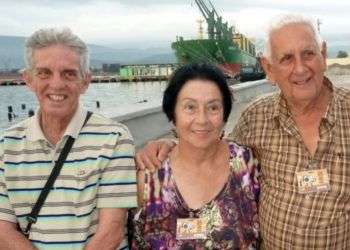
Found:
<box><xmin>113</xmin><ymin>79</ymin><xmax>277</xmax><ymax>148</ymax></box>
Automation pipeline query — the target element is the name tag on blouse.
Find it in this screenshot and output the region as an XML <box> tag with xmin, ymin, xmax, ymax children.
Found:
<box><xmin>176</xmin><ymin>218</ymin><xmax>207</xmax><ymax>240</ymax></box>
<box><xmin>296</xmin><ymin>168</ymin><xmax>330</xmax><ymax>194</ymax></box>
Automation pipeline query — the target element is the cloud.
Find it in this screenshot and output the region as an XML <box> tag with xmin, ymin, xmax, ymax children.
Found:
<box><xmin>0</xmin><ymin>0</ymin><xmax>349</xmax><ymax>48</ymax></box>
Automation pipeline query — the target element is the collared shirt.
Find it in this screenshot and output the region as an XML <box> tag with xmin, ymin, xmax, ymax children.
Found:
<box><xmin>0</xmin><ymin>106</ymin><xmax>137</xmax><ymax>250</ymax></box>
<box><xmin>27</xmin><ymin>105</ymin><xmax>87</xmax><ymax>142</ymax></box>
<box><xmin>230</xmin><ymin>78</ymin><xmax>350</xmax><ymax>250</ymax></box>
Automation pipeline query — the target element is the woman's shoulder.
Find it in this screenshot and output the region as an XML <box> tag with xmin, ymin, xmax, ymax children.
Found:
<box><xmin>144</xmin><ymin>157</ymin><xmax>171</xmax><ymax>182</ymax></box>
<box><xmin>226</xmin><ymin>140</ymin><xmax>260</xmax><ymax>196</ymax></box>
<box><xmin>227</xmin><ymin>140</ymin><xmax>255</xmax><ymax>160</ymax></box>
<box><xmin>226</xmin><ymin>140</ymin><xmax>259</xmax><ymax>173</ymax></box>
<box><xmin>137</xmin><ymin>158</ymin><xmax>172</xmax><ymax>206</ymax></box>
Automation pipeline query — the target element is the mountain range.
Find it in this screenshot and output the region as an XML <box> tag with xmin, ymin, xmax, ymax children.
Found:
<box><xmin>0</xmin><ymin>35</ymin><xmax>177</xmax><ymax>70</ymax></box>
<box><xmin>0</xmin><ymin>34</ymin><xmax>349</xmax><ymax>70</ymax></box>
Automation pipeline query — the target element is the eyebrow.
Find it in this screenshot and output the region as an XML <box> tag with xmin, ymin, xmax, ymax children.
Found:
<box><xmin>278</xmin><ymin>53</ymin><xmax>291</xmax><ymax>58</ymax></box>
<box><xmin>35</xmin><ymin>67</ymin><xmax>50</xmax><ymax>71</ymax></box>
<box><xmin>62</xmin><ymin>69</ymin><xmax>79</xmax><ymax>73</ymax></box>
<box><xmin>180</xmin><ymin>98</ymin><xmax>222</xmax><ymax>103</ymax></box>
<box><xmin>277</xmin><ymin>44</ymin><xmax>317</xmax><ymax>56</ymax></box>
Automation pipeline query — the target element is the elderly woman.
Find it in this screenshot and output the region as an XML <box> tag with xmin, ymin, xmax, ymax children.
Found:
<box><xmin>132</xmin><ymin>63</ymin><xmax>259</xmax><ymax>249</ymax></box>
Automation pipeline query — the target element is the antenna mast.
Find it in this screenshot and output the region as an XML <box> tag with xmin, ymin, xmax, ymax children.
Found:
<box><xmin>197</xmin><ymin>19</ymin><xmax>204</xmax><ymax>39</ymax></box>
<box><xmin>317</xmin><ymin>18</ymin><xmax>322</xmax><ymax>33</ymax></box>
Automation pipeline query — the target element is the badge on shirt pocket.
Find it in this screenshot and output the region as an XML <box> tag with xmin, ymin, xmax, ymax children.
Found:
<box><xmin>296</xmin><ymin>168</ymin><xmax>330</xmax><ymax>194</ymax></box>
<box><xmin>75</xmin><ymin>165</ymin><xmax>98</xmax><ymax>191</ymax></box>
<box><xmin>176</xmin><ymin>218</ymin><xmax>207</xmax><ymax>240</ymax></box>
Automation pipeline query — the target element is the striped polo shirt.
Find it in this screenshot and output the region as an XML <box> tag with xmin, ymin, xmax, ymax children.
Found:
<box><xmin>0</xmin><ymin>106</ymin><xmax>137</xmax><ymax>250</ymax></box>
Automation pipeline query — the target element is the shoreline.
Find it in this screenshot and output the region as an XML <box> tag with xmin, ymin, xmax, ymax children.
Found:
<box><xmin>1</xmin><ymin>74</ymin><xmax>349</xmax><ymax>148</ymax></box>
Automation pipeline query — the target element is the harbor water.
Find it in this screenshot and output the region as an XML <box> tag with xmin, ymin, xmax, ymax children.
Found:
<box><xmin>0</xmin><ymin>81</ymin><xmax>167</xmax><ymax>131</ymax></box>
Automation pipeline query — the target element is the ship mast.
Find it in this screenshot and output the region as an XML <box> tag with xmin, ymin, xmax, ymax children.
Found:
<box><xmin>197</xmin><ymin>19</ymin><xmax>204</xmax><ymax>39</ymax></box>
<box><xmin>194</xmin><ymin>0</ymin><xmax>233</xmax><ymax>41</ymax></box>
<box><xmin>317</xmin><ymin>18</ymin><xmax>322</xmax><ymax>33</ymax></box>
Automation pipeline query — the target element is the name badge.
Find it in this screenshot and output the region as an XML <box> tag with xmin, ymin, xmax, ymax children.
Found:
<box><xmin>176</xmin><ymin>218</ymin><xmax>207</xmax><ymax>240</ymax></box>
<box><xmin>296</xmin><ymin>168</ymin><xmax>330</xmax><ymax>194</ymax></box>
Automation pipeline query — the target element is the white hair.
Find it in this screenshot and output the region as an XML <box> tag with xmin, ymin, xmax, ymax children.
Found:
<box><xmin>263</xmin><ymin>14</ymin><xmax>323</xmax><ymax>60</ymax></box>
<box><xmin>25</xmin><ymin>27</ymin><xmax>90</xmax><ymax>76</ymax></box>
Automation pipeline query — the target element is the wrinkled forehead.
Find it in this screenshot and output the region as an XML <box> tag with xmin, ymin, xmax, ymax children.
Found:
<box><xmin>175</xmin><ymin>80</ymin><xmax>222</xmax><ymax>106</ymax></box>
<box><xmin>270</xmin><ymin>24</ymin><xmax>320</xmax><ymax>55</ymax></box>
<box><xmin>32</xmin><ymin>44</ymin><xmax>81</xmax><ymax>69</ymax></box>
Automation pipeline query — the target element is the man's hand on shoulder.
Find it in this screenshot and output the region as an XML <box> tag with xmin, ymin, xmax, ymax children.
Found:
<box><xmin>135</xmin><ymin>139</ymin><xmax>176</xmax><ymax>172</ymax></box>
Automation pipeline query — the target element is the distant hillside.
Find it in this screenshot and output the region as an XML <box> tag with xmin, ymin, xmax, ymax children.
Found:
<box><xmin>1</xmin><ymin>33</ymin><xmax>348</xmax><ymax>70</ymax></box>
<box><xmin>89</xmin><ymin>44</ymin><xmax>176</xmax><ymax>66</ymax></box>
<box><xmin>0</xmin><ymin>36</ymin><xmax>26</xmax><ymax>70</ymax></box>
<box><xmin>327</xmin><ymin>46</ymin><xmax>350</xmax><ymax>58</ymax></box>
<box><xmin>0</xmin><ymin>35</ymin><xmax>176</xmax><ymax>70</ymax></box>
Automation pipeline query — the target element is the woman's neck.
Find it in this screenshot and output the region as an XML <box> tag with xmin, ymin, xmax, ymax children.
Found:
<box><xmin>172</xmin><ymin>139</ymin><xmax>226</xmax><ymax>171</ymax></box>
<box><xmin>169</xmin><ymin>139</ymin><xmax>230</xmax><ymax>210</ymax></box>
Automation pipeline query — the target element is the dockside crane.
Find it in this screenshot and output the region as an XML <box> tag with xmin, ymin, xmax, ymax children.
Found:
<box><xmin>193</xmin><ymin>0</ymin><xmax>233</xmax><ymax>41</ymax></box>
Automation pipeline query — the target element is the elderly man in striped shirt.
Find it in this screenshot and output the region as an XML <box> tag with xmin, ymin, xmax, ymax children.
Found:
<box><xmin>0</xmin><ymin>28</ymin><xmax>137</xmax><ymax>250</ymax></box>
<box><xmin>136</xmin><ymin>14</ymin><xmax>350</xmax><ymax>249</ymax></box>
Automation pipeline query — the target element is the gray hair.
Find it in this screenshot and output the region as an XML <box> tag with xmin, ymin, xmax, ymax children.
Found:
<box><xmin>25</xmin><ymin>27</ymin><xmax>90</xmax><ymax>76</ymax></box>
<box><xmin>264</xmin><ymin>14</ymin><xmax>323</xmax><ymax>60</ymax></box>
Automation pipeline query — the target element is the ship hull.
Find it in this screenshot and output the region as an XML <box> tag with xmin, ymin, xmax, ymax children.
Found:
<box><xmin>172</xmin><ymin>38</ymin><xmax>257</xmax><ymax>77</ymax></box>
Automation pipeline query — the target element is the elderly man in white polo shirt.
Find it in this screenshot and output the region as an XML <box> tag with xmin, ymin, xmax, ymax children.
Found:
<box><xmin>0</xmin><ymin>28</ymin><xmax>137</xmax><ymax>250</ymax></box>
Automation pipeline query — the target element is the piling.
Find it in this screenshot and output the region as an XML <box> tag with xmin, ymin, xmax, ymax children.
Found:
<box><xmin>28</xmin><ymin>109</ymin><xmax>34</xmax><ymax>117</ymax></box>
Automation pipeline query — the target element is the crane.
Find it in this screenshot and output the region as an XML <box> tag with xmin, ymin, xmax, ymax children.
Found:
<box><xmin>193</xmin><ymin>0</ymin><xmax>233</xmax><ymax>41</ymax></box>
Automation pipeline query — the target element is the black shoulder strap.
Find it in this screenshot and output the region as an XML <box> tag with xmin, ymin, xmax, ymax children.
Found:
<box><xmin>23</xmin><ymin>111</ymin><xmax>92</xmax><ymax>237</ymax></box>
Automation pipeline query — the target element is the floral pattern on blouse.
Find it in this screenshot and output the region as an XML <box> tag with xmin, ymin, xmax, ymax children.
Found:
<box><xmin>132</xmin><ymin>141</ymin><xmax>260</xmax><ymax>250</ymax></box>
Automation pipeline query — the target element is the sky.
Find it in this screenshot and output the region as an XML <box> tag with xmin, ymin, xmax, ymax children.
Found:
<box><xmin>0</xmin><ymin>0</ymin><xmax>349</xmax><ymax>49</ymax></box>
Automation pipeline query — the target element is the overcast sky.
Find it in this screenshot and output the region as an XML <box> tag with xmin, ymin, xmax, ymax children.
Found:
<box><xmin>0</xmin><ymin>0</ymin><xmax>349</xmax><ymax>48</ymax></box>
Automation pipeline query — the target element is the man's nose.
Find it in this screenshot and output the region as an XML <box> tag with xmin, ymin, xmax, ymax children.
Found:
<box><xmin>293</xmin><ymin>56</ymin><xmax>308</xmax><ymax>75</ymax></box>
<box><xmin>50</xmin><ymin>72</ymin><xmax>64</xmax><ymax>88</ymax></box>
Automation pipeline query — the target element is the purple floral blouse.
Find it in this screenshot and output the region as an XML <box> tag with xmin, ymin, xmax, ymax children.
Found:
<box><xmin>132</xmin><ymin>142</ymin><xmax>260</xmax><ymax>249</ymax></box>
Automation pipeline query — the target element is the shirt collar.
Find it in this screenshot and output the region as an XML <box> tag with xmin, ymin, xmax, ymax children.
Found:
<box><xmin>270</xmin><ymin>76</ymin><xmax>335</xmax><ymax>127</ymax></box>
<box><xmin>26</xmin><ymin>105</ymin><xmax>87</xmax><ymax>142</ymax></box>
<box><xmin>322</xmin><ymin>77</ymin><xmax>336</xmax><ymax>127</ymax></box>
<box><xmin>26</xmin><ymin>107</ymin><xmax>46</xmax><ymax>142</ymax></box>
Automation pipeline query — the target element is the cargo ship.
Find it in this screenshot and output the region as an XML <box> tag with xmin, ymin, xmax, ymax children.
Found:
<box><xmin>172</xmin><ymin>0</ymin><xmax>263</xmax><ymax>79</ymax></box>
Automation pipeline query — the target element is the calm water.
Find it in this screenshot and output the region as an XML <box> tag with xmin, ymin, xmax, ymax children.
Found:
<box><xmin>0</xmin><ymin>81</ymin><xmax>167</xmax><ymax>131</ymax></box>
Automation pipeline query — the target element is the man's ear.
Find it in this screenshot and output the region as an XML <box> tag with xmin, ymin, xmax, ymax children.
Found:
<box><xmin>80</xmin><ymin>72</ymin><xmax>91</xmax><ymax>94</ymax></box>
<box><xmin>321</xmin><ymin>41</ymin><xmax>327</xmax><ymax>59</ymax></box>
<box><xmin>261</xmin><ymin>57</ymin><xmax>275</xmax><ymax>84</ymax></box>
<box><xmin>319</xmin><ymin>41</ymin><xmax>328</xmax><ymax>72</ymax></box>
<box><xmin>22</xmin><ymin>70</ymin><xmax>36</xmax><ymax>92</ymax></box>
<box><xmin>321</xmin><ymin>41</ymin><xmax>327</xmax><ymax>66</ymax></box>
